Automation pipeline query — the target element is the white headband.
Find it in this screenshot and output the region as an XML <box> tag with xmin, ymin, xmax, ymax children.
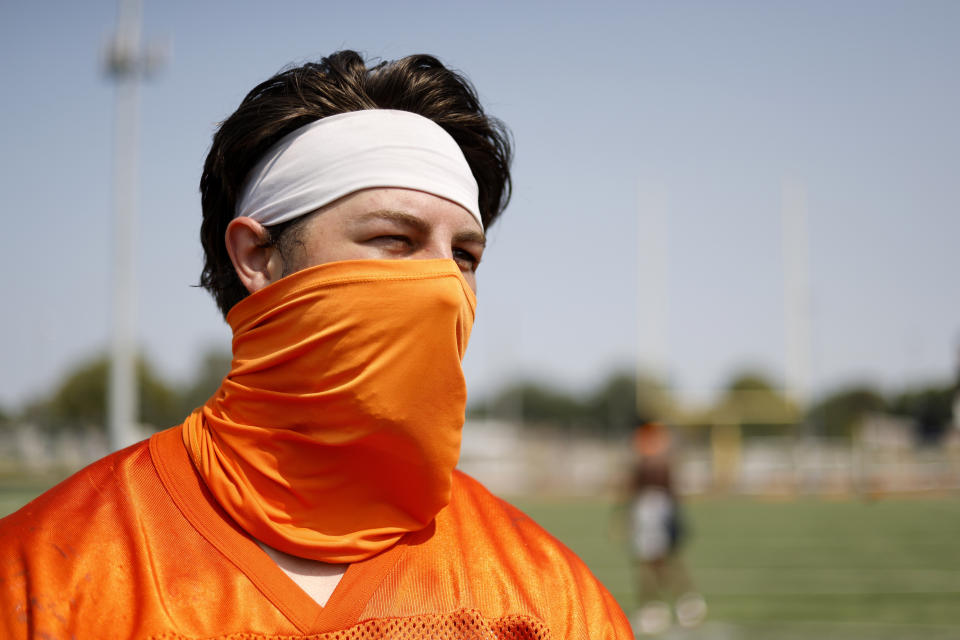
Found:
<box><xmin>235</xmin><ymin>109</ymin><xmax>482</xmax><ymax>229</ymax></box>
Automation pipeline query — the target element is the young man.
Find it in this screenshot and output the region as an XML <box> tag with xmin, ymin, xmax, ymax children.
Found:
<box><xmin>627</xmin><ymin>421</ymin><xmax>706</xmax><ymax>633</ymax></box>
<box><xmin>0</xmin><ymin>51</ymin><xmax>632</xmax><ymax>639</ymax></box>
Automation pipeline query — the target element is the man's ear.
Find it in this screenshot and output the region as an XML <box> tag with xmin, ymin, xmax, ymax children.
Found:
<box><xmin>225</xmin><ymin>217</ymin><xmax>284</xmax><ymax>294</ymax></box>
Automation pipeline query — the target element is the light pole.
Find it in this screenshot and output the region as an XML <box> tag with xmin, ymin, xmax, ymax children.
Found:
<box><xmin>104</xmin><ymin>0</ymin><xmax>163</xmax><ymax>450</ymax></box>
<box><xmin>782</xmin><ymin>179</ymin><xmax>812</xmax><ymax>412</ymax></box>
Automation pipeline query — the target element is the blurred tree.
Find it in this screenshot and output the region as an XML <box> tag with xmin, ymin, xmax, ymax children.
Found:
<box><xmin>469</xmin><ymin>371</ymin><xmax>673</xmax><ymax>434</ymax></box>
<box><xmin>584</xmin><ymin>371</ymin><xmax>636</xmax><ymax>434</ymax></box>
<box><xmin>177</xmin><ymin>348</ymin><xmax>232</xmax><ymax>417</ymax></box>
<box><xmin>634</xmin><ymin>372</ymin><xmax>675</xmax><ymax>424</ymax></box>
<box><xmin>471</xmin><ymin>380</ymin><xmax>585</xmax><ymax>428</ymax></box>
<box><xmin>23</xmin><ymin>356</ymin><xmax>109</xmax><ymax>431</ymax></box>
<box><xmin>583</xmin><ymin>370</ymin><xmax>675</xmax><ymax>433</ymax></box>
<box><xmin>23</xmin><ymin>353</ymin><xmax>182</xmax><ymax>433</ymax></box>
<box><xmin>139</xmin><ymin>358</ymin><xmax>183</xmax><ymax>430</ymax></box>
<box><xmin>889</xmin><ymin>384</ymin><xmax>955</xmax><ymax>445</ymax></box>
<box><xmin>807</xmin><ymin>386</ymin><xmax>886</xmax><ymax>440</ymax></box>
<box><xmin>725</xmin><ymin>372</ymin><xmax>777</xmax><ymax>396</ymax></box>
<box><xmin>712</xmin><ymin>370</ymin><xmax>798</xmax><ymax>436</ymax></box>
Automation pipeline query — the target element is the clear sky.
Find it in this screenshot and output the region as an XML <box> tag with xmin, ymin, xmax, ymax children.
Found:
<box><xmin>1</xmin><ymin>0</ymin><xmax>957</xmax><ymax>412</ymax></box>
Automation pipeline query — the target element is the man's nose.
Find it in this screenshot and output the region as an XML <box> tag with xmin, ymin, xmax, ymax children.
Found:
<box><xmin>415</xmin><ymin>239</ymin><xmax>452</xmax><ymax>260</ymax></box>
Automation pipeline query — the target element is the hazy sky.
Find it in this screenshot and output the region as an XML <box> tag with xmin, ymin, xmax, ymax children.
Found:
<box><xmin>1</xmin><ymin>0</ymin><xmax>957</xmax><ymax>412</ymax></box>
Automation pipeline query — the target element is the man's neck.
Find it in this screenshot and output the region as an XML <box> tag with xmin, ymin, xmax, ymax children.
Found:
<box><xmin>257</xmin><ymin>541</ymin><xmax>348</xmax><ymax>606</ymax></box>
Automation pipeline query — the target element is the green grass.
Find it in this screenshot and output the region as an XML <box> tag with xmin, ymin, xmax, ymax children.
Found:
<box><xmin>4</xmin><ymin>477</ymin><xmax>958</xmax><ymax>638</ymax></box>
<box><xmin>513</xmin><ymin>494</ymin><xmax>960</xmax><ymax>639</ymax></box>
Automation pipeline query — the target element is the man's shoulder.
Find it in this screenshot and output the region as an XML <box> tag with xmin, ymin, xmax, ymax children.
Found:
<box><xmin>446</xmin><ymin>470</ymin><xmax>598</xmax><ymax>577</ymax></box>
<box><xmin>449</xmin><ymin>470</ymin><xmax>544</xmax><ymax>528</ymax></box>
<box><xmin>0</xmin><ymin>438</ymin><xmax>166</xmax><ymax>638</ymax></box>
<box><xmin>431</xmin><ymin>471</ymin><xmax>632</xmax><ymax>638</ymax></box>
<box><xmin>0</xmin><ymin>437</ymin><xmax>157</xmax><ymax>548</ymax></box>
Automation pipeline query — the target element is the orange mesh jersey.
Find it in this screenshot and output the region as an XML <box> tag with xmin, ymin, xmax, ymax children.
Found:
<box><xmin>0</xmin><ymin>426</ymin><xmax>631</xmax><ymax>639</ymax></box>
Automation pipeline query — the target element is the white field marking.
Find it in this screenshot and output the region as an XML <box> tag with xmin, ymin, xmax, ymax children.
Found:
<box><xmin>693</xmin><ymin>567</ymin><xmax>960</xmax><ymax>595</ymax></box>
<box><xmin>643</xmin><ymin>619</ymin><xmax>960</xmax><ymax>640</ymax></box>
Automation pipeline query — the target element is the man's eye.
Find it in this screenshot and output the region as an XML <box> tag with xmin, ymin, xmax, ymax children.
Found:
<box><xmin>453</xmin><ymin>248</ymin><xmax>480</xmax><ymax>271</ymax></box>
<box><xmin>371</xmin><ymin>235</ymin><xmax>412</xmax><ymax>248</ymax></box>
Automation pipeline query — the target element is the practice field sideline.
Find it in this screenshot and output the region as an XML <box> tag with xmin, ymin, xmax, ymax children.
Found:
<box><xmin>512</xmin><ymin>494</ymin><xmax>960</xmax><ymax>639</ymax></box>
<box><xmin>3</xmin><ymin>477</ymin><xmax>958</xmax><ymax>639</ymax></box>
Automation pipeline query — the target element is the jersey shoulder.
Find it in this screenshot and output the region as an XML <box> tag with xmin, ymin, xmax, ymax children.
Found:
<box><xmin>438</xmin><ymin>471</ymin><xmax>633</xmax><ymax>639</ymax></box>
<box><xmin>0</xmin><ymin>440</ymin><xmax>160</xmax><ymax>638</ymax></box>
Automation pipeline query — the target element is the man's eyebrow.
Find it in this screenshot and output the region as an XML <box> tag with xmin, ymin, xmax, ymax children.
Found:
<box><xmin>354</xmin><ymin>209</ymin><xmax>429</xmax><ymax>232</ymax></box>
<box><xmin>454</xmin><ymin>228</ymin><xmax>486</xmax><ymax>247</ymax></box>
<box><xmin>354</xmin><ymin>209</ymin><xmax>486</xmax><ymax>246</ymax></box>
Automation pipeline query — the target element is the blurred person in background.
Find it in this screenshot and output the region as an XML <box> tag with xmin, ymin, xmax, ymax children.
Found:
<box><xmin>0</xmin><ymin>51</ymin><xmax>631</xmax><ymax>639</ymax></box>
<box><xmin>627</xmin><ymin>420</ymin><xmax>706</xmax><ymax>635</ymax></box>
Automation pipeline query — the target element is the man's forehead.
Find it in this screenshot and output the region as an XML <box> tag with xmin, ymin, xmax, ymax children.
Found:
<box><xmin>336</xmin><ymin>191</ymin><xmax>485</xmax><ymax>241</ymax></box>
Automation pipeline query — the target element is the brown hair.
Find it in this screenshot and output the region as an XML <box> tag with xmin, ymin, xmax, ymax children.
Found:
<box><xmin>199</xmin><ymin>50</ymin><xmax>513</xmax><ymax>317</ymax></box>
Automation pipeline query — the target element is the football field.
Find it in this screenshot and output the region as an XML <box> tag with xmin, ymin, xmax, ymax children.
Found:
<box><xmin>3</xmin><ymin>479</ymin><xmax>958</xmax><ymax>639</ymax></box>
<box><xmin>515</xmin><ymin>494</ymin><xmax>960</xmax><ymax>639</ymax></box>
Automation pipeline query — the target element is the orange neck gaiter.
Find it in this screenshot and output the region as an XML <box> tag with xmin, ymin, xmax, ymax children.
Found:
<box><xmin>181</xmin><ymin>259</ymin><xmax>476</xmax><ymax>563</ymax></box>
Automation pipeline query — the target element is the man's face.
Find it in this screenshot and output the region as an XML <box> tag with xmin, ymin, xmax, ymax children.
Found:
<box><xmin>280</xmin><ymin>187</ymin><xmax>486</xmax><ymax>293</ymax></box>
